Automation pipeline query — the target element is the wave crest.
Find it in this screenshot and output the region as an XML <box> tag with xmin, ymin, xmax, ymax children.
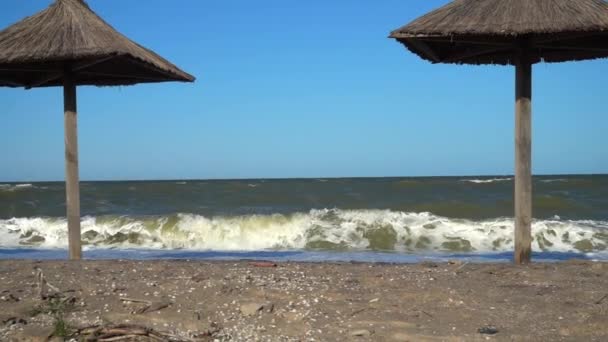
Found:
<box><xmin>0</xmin><ymin>183</ymin><xmax>34</xmax><ymax>192</ymax></box>
<box><xmin>460</xmin><ymin>178</ymin><xmax>512</xmax><ymax>184</ymax></box>
<box><xmin>1</xmin><ymin>209</ymin><xmax>607</xmax><ymax>253</ymax></box>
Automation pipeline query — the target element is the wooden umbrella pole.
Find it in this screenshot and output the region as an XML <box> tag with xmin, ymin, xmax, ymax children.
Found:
<box><xmin>63</xmin><ymin>71</ymin><xmax>82</xmax><ymax>260</ymax></box>
<box><xmin>514</xmin><ymin>59</ymin><xmax>533</xmax><ymax>264</ymax></box>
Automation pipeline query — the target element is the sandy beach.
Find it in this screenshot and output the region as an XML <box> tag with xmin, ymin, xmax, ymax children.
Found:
<box><xmin>0</xmin><ymin>260</ymin><xmax>607</xmax><ymax>341</ymax></box>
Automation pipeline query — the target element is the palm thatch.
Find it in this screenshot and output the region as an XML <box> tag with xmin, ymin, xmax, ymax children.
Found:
<box><xmin>390</xmin><ymin>0</ymin><xmax>608</xmax><ymax>65</ymax></box>
<box><xmin>0</xmin><ymin>0</ymin><xmax>194</xmax><ymax>88</ymax></box>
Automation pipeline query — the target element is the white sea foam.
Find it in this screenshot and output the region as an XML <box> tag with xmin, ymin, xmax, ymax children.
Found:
<box><xmin>0</xmin><ymin>183</ymin><xmax>35</xmax><ymax>192</ymax></box>
<box><xmin>461</xmin><ymin>178</ymin><xmax>513</xmax><ymax>184</ymax></box>
<box><xmin>1</xmin><ymin>210</ymin><xmax>606</xmax><ymax>254</ymax></box>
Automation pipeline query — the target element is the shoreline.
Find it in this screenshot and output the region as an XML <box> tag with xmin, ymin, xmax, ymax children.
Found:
<box><xmin>1</xmin><ymin>248</ymin><xmax>605</xmax><ymax>264</ymax></box>
<box><xmin>1</xmin><ymin>260</ymin><xmax>607</xmax><ymax>341</ymax></box>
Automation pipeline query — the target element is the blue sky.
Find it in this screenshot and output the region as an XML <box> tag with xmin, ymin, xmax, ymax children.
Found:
<box><xmin>1</xmin><ymin>0</ymin><xmax>607</xmax><ymax>181</ymax></box>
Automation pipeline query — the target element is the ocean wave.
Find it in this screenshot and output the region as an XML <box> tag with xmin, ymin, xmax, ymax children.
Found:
<box><xmin>461</xmin><ymin>178</ymin><xmax>513</xmax><ymax>184</ymax></box>
<box><xmin>1</xmin><ymin>210</ymin><xmax>607</xmax><ymax>254</ymax></box>
<box><xmin>0</xmin><ymin>183</ymin><xmax>35</xmax><ymax>192</ymax></box>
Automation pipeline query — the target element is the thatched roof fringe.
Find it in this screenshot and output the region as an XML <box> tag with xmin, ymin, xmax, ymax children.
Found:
<box><xmin>391</xmin><ymin>0</ymin><xmax>608</xmax><ymax>37</ymax></box>
<box><xmin>0</xmin><ymin>0</ymin><xmax>194</xmax><ymax>87</ymax></box>
<box><xmin>390</xmin><ymin>0</ymin><xmax>608</xmax><ymax>66</ymax></box>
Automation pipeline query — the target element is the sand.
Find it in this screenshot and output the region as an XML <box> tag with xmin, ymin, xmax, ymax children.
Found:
<box><xmin>1</xmin><ymin>259</ymin><xmax>607</xmax><ymax>341</ymax></box>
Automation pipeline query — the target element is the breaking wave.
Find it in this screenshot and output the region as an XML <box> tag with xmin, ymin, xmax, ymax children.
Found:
<box><xmin>1</xmin><ymin>209</ymin><xmax>607</xmax><ymax>254</ymax></box>
<box><xmin>461</xmin><ymin>178</ymin><xmax>512</xmax><ymax>184</ymax></box>
<box><xmin>0</xmin><ymin>183</ymin><xmax>35</xmax><ymax>192</ymax></box>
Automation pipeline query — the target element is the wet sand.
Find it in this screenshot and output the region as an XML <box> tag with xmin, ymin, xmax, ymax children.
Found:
<box><xmin>1</xmin><ymin>260</ymin><xmax>607</xmax><ymax>341</ymax></box>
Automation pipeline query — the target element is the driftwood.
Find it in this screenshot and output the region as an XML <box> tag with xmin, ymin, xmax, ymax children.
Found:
<box><xmin>120</xmin><ymin>298</ymin><xmax>152</xmax><ymax>305</ymax></box>
<box><xmin>135</xmin><ymin>301</ymin><xmax>171</xmax><ymax>314</ymax></box>
<box><xmin>75</xmin><ymin>323</ymin><xmax>219</xmax><ymax>342</ymax></box>
<box><xmin>99</xmin><ymin>335</ymin><xmax>151</xmax><ymax>342</ymax></box>
<box><xmin>595</xmin><ymin>294</ymin><xmax>608</xmax><ymax>305</ymax></box>
<box><xmin>76</xmin><ymin>324</ymin><xmax>185</xmax><ymax>341</ymax></box>
<box><xmin>120</xmin><ymin>297</ymin><xmax>172</xmax><ymax>314</ymax></box>
<box><xmin>35</xmin><ymin>267</ymin><xmax>60</xmax><ymax>299</ymax></box>
<box><xmin>349</xmin><ymin>308</ymin><xmax>366</xmax><ymax>317</ymax></box>
<box><xmin>422</xmin><ymin>310</ymin><xmax>434</xmax><ymax>318</ymax></box>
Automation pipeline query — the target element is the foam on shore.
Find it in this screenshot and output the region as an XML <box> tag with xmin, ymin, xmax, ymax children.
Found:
<box><xmin>1</xmin><ymin>209</ymin><xmax>606</xmax><ymax>254</ymax></box>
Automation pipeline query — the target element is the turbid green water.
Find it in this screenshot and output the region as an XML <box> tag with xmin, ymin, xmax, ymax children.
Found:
<box><xmin>1</xmin><ymin>175</ymin><xmax>607</xmax><ymax>260</ymax></box>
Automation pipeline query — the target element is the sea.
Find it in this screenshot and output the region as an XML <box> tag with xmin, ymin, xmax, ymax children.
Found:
<box><xmin>1</xmin><ymin>175</ymin><xmax>607</xmax><ymax>262</ymax></box>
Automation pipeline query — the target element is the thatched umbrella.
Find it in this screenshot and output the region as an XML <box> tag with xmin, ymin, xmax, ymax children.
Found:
<box><xmin>390</xmin><ymin>0</ymin><xmax>608</xmax><ymax>264</ymax></box>
<box><xmin>0</xmin><ymin>0</ymin><xmax>195</xmax><ymax>259</ymax></box>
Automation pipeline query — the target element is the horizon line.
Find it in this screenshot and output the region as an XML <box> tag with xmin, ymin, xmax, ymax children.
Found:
<box><xmin>2</xmin><ymin>172</ymin><xmax>607</xmax><ymax>184</ymax></box>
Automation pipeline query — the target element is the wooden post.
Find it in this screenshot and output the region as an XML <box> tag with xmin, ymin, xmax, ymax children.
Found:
<box><xmin>514</xmin><ymin>60</ymin><xmax>532</xmax><ymax>264</ymax></box>
<box><xmin>64</xmin><ymin>72</ymin><xmax>81</xmax><ymax>260</ymax></box>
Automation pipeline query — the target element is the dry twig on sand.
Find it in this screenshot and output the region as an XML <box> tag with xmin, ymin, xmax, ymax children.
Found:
<box><xmin>595</xmin><ymin>294</ymin><xmax>608</xmax><ymax>305</ymax></box>
<box><xmin>35</xmin><ymin>267</ymin><xmax>60</xmax><ymax>299</ymax></box>
<box><xmin>76</xmin><ymin>323</ymin><xmax>216</xmax><ymax>342</ymax></box>
<box><xmin>120</xmin><ymin>297</ymin><xmax>172</xmax><ymax>314</ymax></box>
<box><xmin>77</xmin><ymin>324</ymin><xmax>179</xmax><ymax>341</ymax></box>
<box><xmin>119</xmin><ymin>298</ymin><xmax>153</xmax><ymax>305</ymax></box>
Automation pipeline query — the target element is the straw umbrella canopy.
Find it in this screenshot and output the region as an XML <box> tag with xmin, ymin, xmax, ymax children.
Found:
<box><xmin>390</xmin><ymin>0</ymin><xmax>608</xmax><ymax>264</ymax></box>
<box><xmin>0</xmin><ymin>0</ymin><xmax>195</xmax><ymax>259</ymax></box>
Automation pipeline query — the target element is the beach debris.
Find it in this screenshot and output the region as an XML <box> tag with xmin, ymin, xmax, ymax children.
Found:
<box><xmin>249</xmin><ymin>261</ymin><xmax>278</xmax><ymax>268</ymax></box>
<box><xmin>240</xmin><ymin>302</ymin><xmax>274</xmax><ymax>316</ymax></box>
<box><xmin>345</xmin><ymin>278</ymin><xmax>360</xmax><ymax>285</ymax></box>
<box><xmin>478</xmin><ymin>326</ymin><xmax>499</xmax><ymax>335</ymax></box>
<box><xmin>369</xmin><ymin>298</ymin><xmax>380</xmax><ymax>303</ymax></box>
<box><xmin>350</xmin><ymin>329</ymin><xmax>373</xmax><ymax>337</ymax></box>
<box><xmin>0</xmin><ymin>291</ymin><xmax>19</xmax><ymax>302</ymax></box>
<box><xmin>422</xmin><ymin>310</ymin><xmax>434</xmax><ymax>319</ymax></box>
<box><xmin>595</xmin><ymin>294</ymin><xmax>608</xmax><ymax>305</ymax></box>
<box><xmin>111</xmin><ymin>286</ymin><xmax>127</xmax><ymax>293</ymax></box>
<box><xmin>75</xmin><ymin>324</ymin><xmax>199</xmax><ymax>342</ymax></box>
<box><xmin>120</xmin><ymin>297</ymin><xmax>172</xmax><ymax>314</ymax></box>
<box><xmin>136</xmin><ymin>300</ymin><xmax>171</xmax><ymax>315</ymax></box>
<box><xmin>35</xmin><ymin>267</ymin><xmax>60</xmax><ymax>299</ymax></box>
<box><xmin>349</xmin><ymin>308</ymin><xmax>366</xmax><ymax>317</ymax></box>
<box><xmin>191</xmin><ymin>322</ymin><xmax>222</xmax><ymax>339</ymax></box>
<box><xmin>190</xmin><ymin>274</ymin><xmax>208</xmax><ymax>283</ymax></box>
<box><xmin>2</xmin><ymin>317</ymin><xmax>27</xmax><ymax>327</ymax></box>
<box><xmin>220</xmin><ymin>284</ymin><xmax>238</xmax><ymax>294</ymax></box>
<box><xmin>120</xmin><ymin>297</ymin><xmax>152</xmax><ymax>305</ymax></box>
